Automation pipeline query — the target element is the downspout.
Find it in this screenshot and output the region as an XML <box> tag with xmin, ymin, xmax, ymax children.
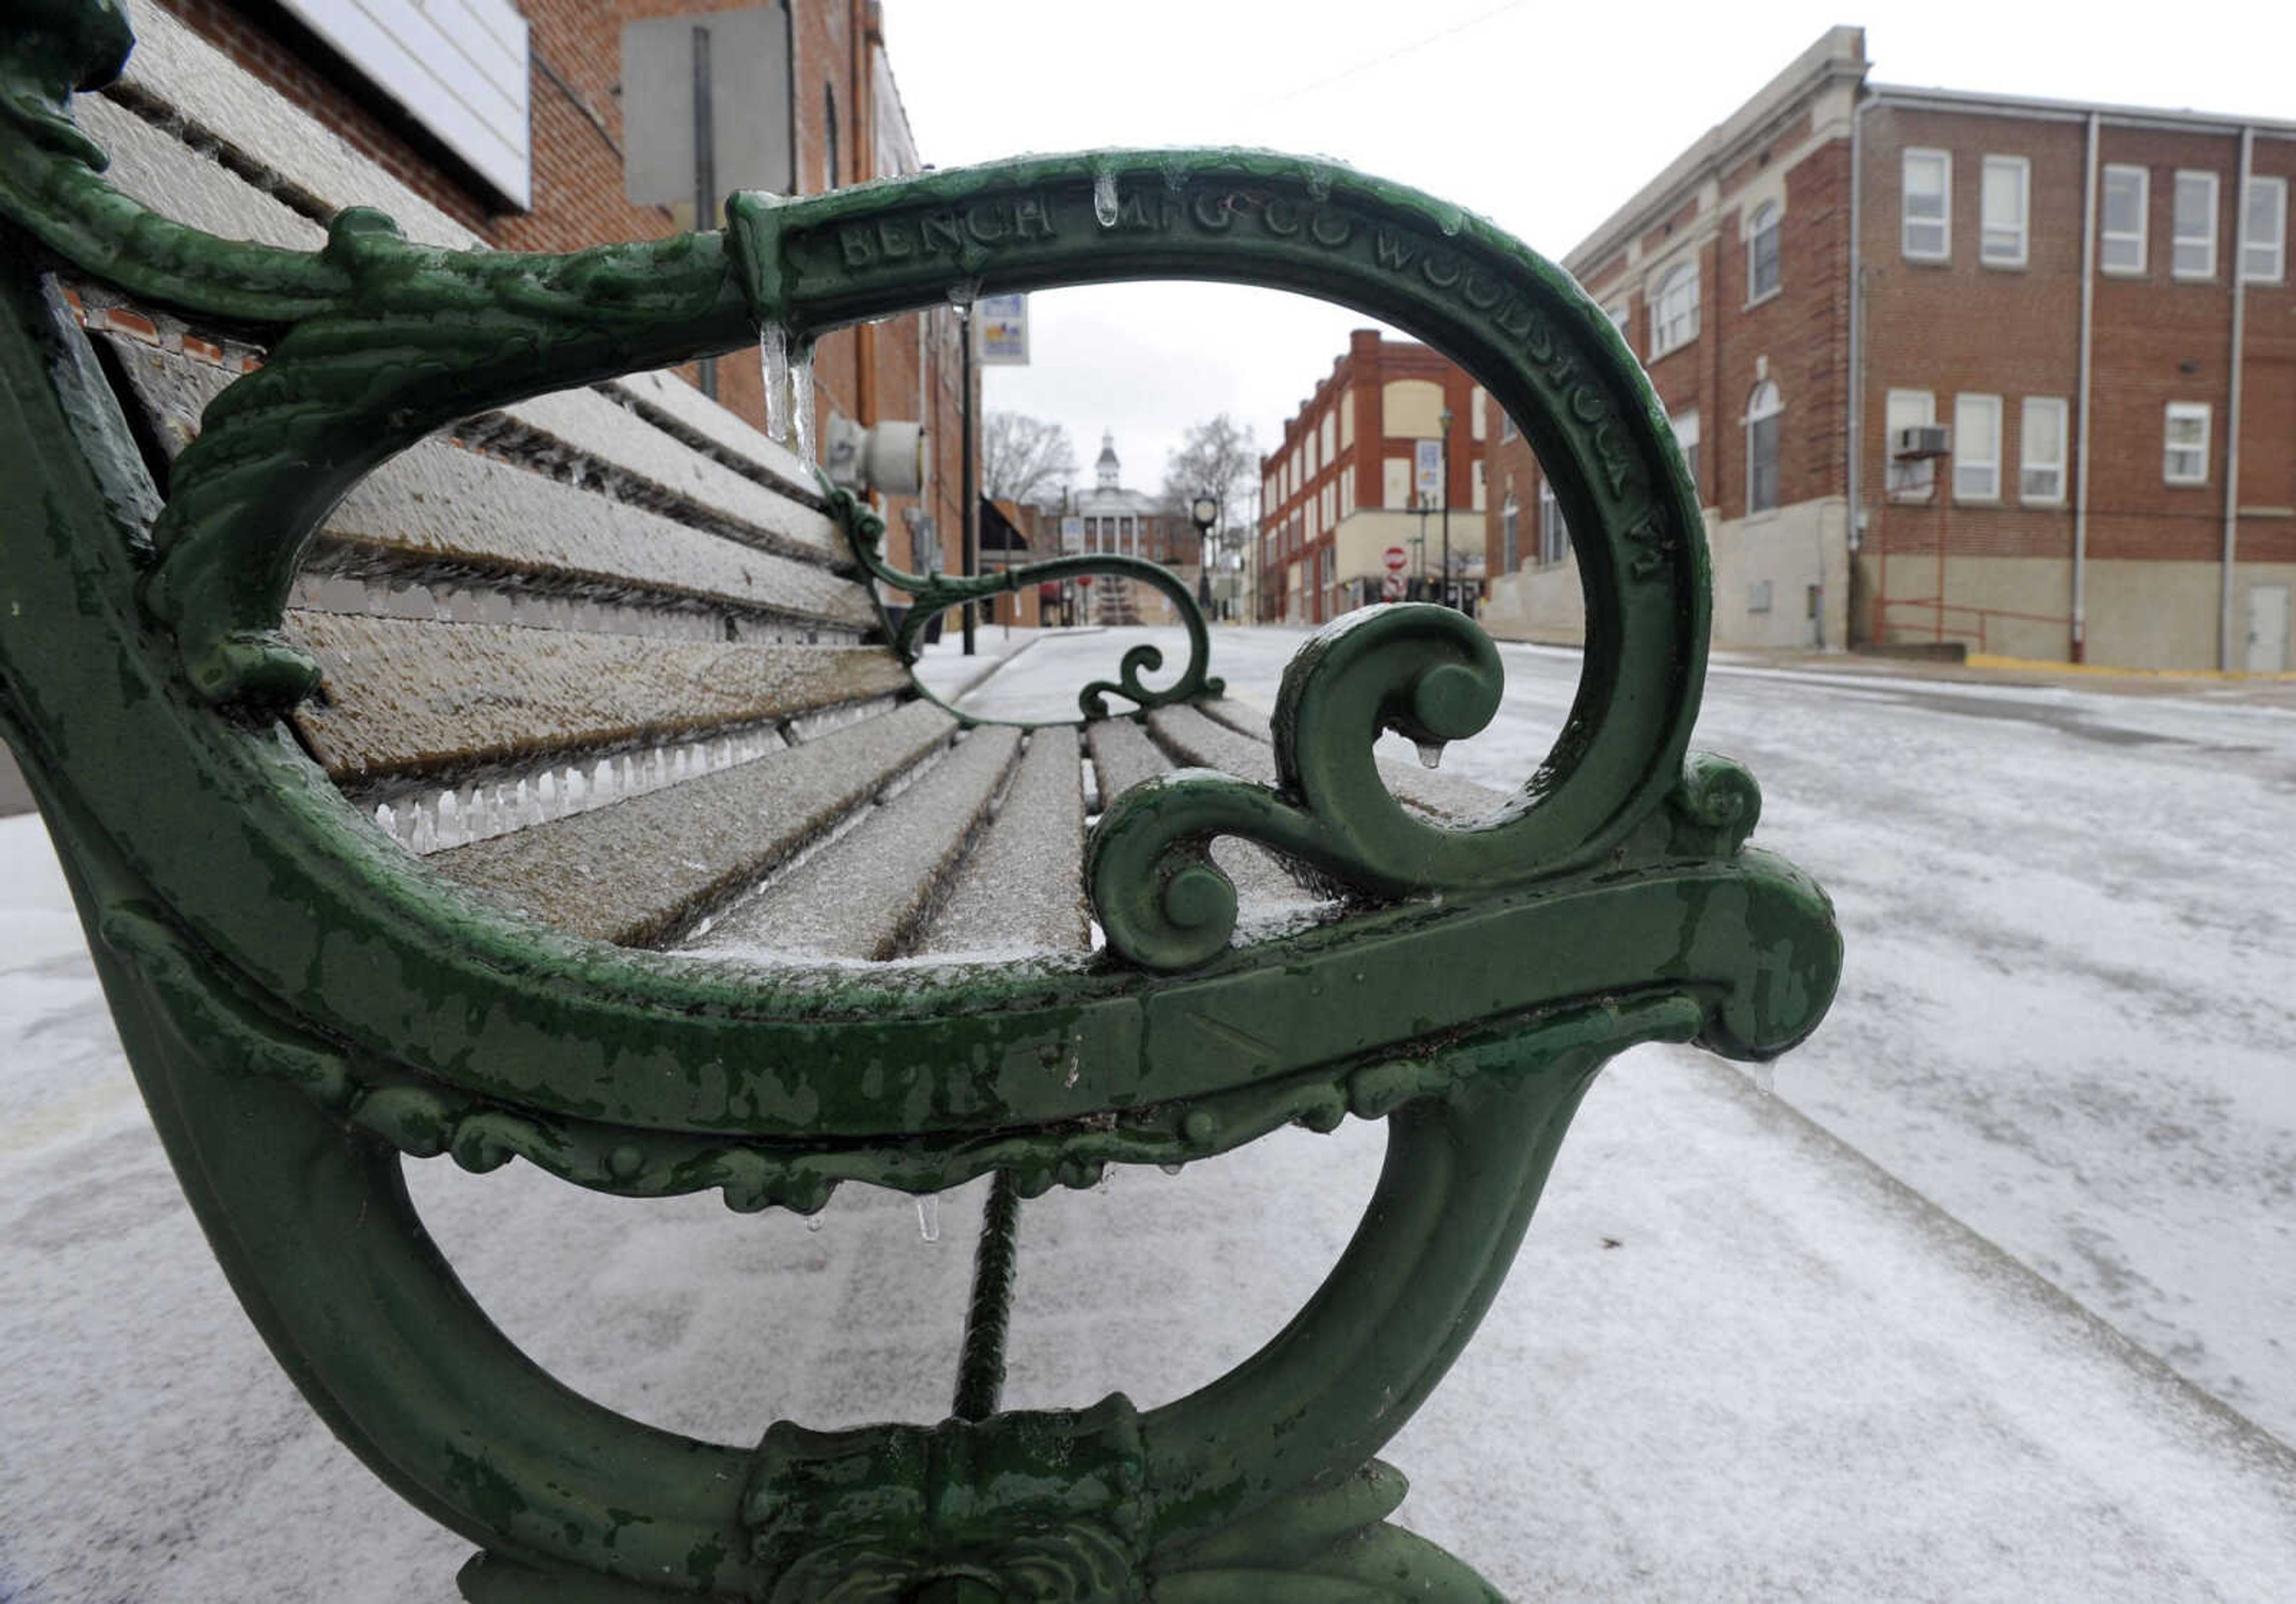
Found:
<box><xmin>2220</xmin><ymin>125</ymin><xmax>2254</xmax><ymax>671</ymax></box>
<box><xmin>1843</xmin><ymin>93</ymin><xmax>1868</xmax><ymax>649</ymax></box>
<box><xmin>2072</xmin><ymin>111</ymin><xmax>2099</xmax><ymax>662</ymax></box>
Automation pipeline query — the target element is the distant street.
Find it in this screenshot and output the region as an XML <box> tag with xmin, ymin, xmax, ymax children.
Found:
<box><xmin>958</xmin><ymin>624</ymin><xmax>2296</xmax><ymax>1450</ymax></box>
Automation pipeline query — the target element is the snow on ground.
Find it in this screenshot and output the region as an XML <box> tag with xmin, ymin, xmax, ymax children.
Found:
<box><xmin>970</xmin><ymin>625</ymin><xmax>2296</xmax><ymax>1450</ymax></box>
<box><xmin>5</xmin><ymin>628</ymin><xmax>2296</xmax><ymax>1599</ymax></box>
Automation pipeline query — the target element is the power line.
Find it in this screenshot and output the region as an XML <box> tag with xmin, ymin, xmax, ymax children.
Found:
<box><xmin>1257</xmin><ymin>0</ymin><xmax>1534</xmax><ymax>111</ymax></box>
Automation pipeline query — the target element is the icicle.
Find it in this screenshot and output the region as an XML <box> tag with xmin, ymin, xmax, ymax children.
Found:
<box><xmin>759</xmin><ymin>324</ymin><xmax>791</xmax><ymax>442</ymax></box>
<box><xmin>1159</xmin><ymin>1162</ymin><xmax>1184</xmax><ymax>1177</ymax></box>
<box><xmin>1093</xmin><ymin>168</ymin><xmax>1120</xmax><ymax>227</ymax></box>
<box><xmin>805</xmin><ymin>1212</ymin><xmax>825</xmax><ymax>1235</ymax></box>
<box><xmin>1414</xmin><ymin>739</ymin><xmax>1446</xmax><ymax>770</ymax></box>
<box><xmin>1751</xmin><ymin>1062</ymin><xmax>1777</xmax><ymax>1096</ymax></box>
<box><xmin>915</xmin><ymin>1195</ymin><xmax>941</xmax><ymax>1244</ymax></box>
<box><xmin>790</xmin><ymin>344</ymin><xmax>817</xmax><ymax>466</ymax></box>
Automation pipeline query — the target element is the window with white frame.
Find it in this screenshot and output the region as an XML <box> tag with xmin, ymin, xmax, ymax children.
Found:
<box><xmin>2164</xmin><ymin>402</ymin><xmax>2210</xmax><ymax>484</ymax></box>
<box><xmin>1649</xmin><ymin>262</ymin><xmax>1699</xmax><ymax>359</ymax></box>
<box><xmin>1902</xmin><ymin>148</ymin><xmax>1951</xmax><ymax>261</ymax></box>
<box><xmin>1471</xmin><ymin>387</ymin><xmax>1488</xmax><ymax>442</ymax></box>
<box><xmin>1669</xmin><ymin>408</ymin><xmax>1700</xmax><ymax>494</ymax></box>
<box><xmin>1304</xmin><ymin>430</ymin><xmax>1318</xmax><ymax>478</ymax></box>
<box><xmin>2243</xmin><ymin>176</ymin><xmax>2288</xmax><ymax>283</ymax></box>
<box><xmin>1952</xmin><ymin>394</ymin><xmax>2002</xmax><ymax>500</ymax></box>
<box><xmin>1537</xmin><ymin>480</ymin><xmax>1568</xmax><ymax>566</ymax></box>
<box><xmin>1603</xmin><ymin>301</ymin><xmax>1630</xmax><ymax>337</ymax></box>
<box><xmin>1305</xmin><ymin>497</ymin><xmax>1318</xmax><ymax>541</ymax></box>
<box><xmin>1885</xmin><ymin>389</ymin><xmax>1936</xmax><ymax>500</ymax></box>
<box><xmin>1980</xmin><ymin>155</ymin><xmax>2029</xmax><ymax>266</ymax></box>
<box><xmin>1339</xmin><ymin>389</ymin><xmax>1355</xmax><ymax>450</ymax></box>
<box><xmin>2020</xmin><ymin>396</ymin><xmax>2068</xmax><ymax>504</ymax></box>
<box><xmin>1500</xmin><ymin>405</ymin><xmax>1518</xmax><ymax>442</ymax></box>
<box><xmin>1501</xmin><ymin>492</ymin><xmax>1521</xmax><ymax>572</ymax></box>
<box><xmin>1382</xmin><ymin>456</ymin><xmax>1410</xmax><ymax>508</ymax></box>
<box><xmin>1320</xmin><ymin>411</ymin><xmax>1336</xmax><ymax>462</ymax></box>
<box><xmin>1747</xmin><ymin>202</ymin><xmax>1781</xmax><ymax>300</ymax></box>
<box><xmin>1339</xmin><ymin>473</ymin><xmax>1354</xmax><ymax>519</ymax></box>
<box><xmin>2173</xmin><ymin>170</ymin><xmax>2218</xmax><ymax>279</ymax></box>
<box><xmin>1472</xmin><ymin>459</ymin><xmax>1487</xmax><ymax>512</ymax></box>
<box><xmin>1745</xmin><ymin>381</ymin><xmax>1782</xmax><ymax>514</ymax></box>
<box><xmin>2101</xmin><ymin>164</ymin><xmax>2147</xmax><ymax>274</ymax></box>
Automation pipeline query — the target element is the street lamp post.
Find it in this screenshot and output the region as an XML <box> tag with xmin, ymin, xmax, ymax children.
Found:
<box><xmin>1189</xmin><ymin>491</ymin><xmax>1219</xmax><ymax>613</ymax></box>
<box><xmin>1437</xmin><ymin>404</ymin><xmax>1454</xmax><ymax>612</ymax></box>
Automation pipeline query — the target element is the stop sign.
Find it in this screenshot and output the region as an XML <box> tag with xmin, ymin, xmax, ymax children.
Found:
<box><xmin>1383</xmin><ymin>545</ymin><xmax>1408</xmax><ymax>572</ymax></box>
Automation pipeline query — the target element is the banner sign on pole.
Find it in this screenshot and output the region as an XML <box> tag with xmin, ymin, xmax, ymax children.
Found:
<box><xmin>975</xmin><ymin>294</ymin><xmax>1029</xmax><ymax>365</ymax></box>
<box><xmin>1414</xmin><ymin>439</ymin><xmax>1442</xmax><ymax>505</ymax></box>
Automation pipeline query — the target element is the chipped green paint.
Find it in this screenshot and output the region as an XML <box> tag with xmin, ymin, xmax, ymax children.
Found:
<box><xmin>0</xmin><ymin>5</ymin><xmax>1842</xmax><ymax>1599</ymax></box>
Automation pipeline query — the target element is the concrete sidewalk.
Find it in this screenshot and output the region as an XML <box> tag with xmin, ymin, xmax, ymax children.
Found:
<box><xmin>3</xmin><ymin>808</ymin><xmax>2292</xmax><ymax>1600</ymax></box>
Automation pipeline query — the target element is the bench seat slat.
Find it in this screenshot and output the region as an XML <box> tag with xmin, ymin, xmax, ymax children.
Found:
<box><xmin>1170</xmin><ymin>701</ymin><xmax>1500</xmax><ymax>822</ymax></box>
<box><xmin>286</xmin><ymin>612</ymin><xmax>909</xmax><ymax>786</ymax></box>
<box><xmin>606</xmin><ymin>370</ymin><xmax>820</xmax><ymax>506</ymax></box>
<box><xmin>918</xmin><ymin>728</ymin><xmax>1089</xmax><ymax>957</ymax></box>
<box><xmin>695</xmin><ymin>726</ymin><xmax>1022</xmax><ymax>961</ymax></box>
<box><xmin>1086</xmin><ymin>717</ymin><xmax>1315</xmax><ymax>916</ymax></box>
<box><xmin>313</xmin><ymin>439</ymin><xmax>876</xmax><ymax>629</ymax></box>
<box><xmin>426</xmin><ymin>698</ymin><xmax>957</xmax><ymax>948</ymax></box>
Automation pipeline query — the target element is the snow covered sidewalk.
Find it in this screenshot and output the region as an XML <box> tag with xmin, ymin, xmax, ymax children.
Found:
<box><xmin>4</xmin><ymin>674</ymin><xmax>2295</xmax><ymax>1597</ymax></box>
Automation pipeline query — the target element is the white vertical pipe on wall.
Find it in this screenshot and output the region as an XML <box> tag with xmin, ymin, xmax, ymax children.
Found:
<box><xmin>2221</xmin><ymin>125</ymin><xmax>2254</xmax><ymax>672</ymax></box>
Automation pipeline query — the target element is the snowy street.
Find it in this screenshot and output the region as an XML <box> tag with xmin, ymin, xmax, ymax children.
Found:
<box><xmin>4</xmin><ymin>625</ymin><xmax>2295</xmax><ymax>1599</ymax></box>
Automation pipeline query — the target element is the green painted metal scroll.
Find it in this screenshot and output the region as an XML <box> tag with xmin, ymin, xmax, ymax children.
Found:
<box><xmin>0</xmin><ymin>5</ymin><xmax>1841</xmax><ymax>1599</ymax></box>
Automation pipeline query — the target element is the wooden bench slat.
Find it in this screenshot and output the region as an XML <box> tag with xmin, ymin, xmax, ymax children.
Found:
<box><xmin>427</xmin><ymin>698</ymin><xmax>957</xmax><ymax>948</ymax></box>
<box><xmin>695</xmin><ymin>726</ymin><xmax>1022</xmax><ymax>961</ymax></box>
<box><xmin>1085</xmin><ymin>717</ymin><xmax>1318</xmax><ymax>917</ymax></box>
<box><xmin>1178</xmin><ymin>701</ymin><xmax>1500</xmax><ymax>822</ymax></box>
<box><xmin>606</xmin><ymin>370</ymin><xmax>820</xmax><ymax>505</ymax></box>
<box><xmin>489</xmin><ymin>388</ymin><xmax>840</xmax><ymax>561</ymax></box>
<box><xmin>315</xmin><ymin>439</ymin><xmax>875</xmax><ymax>628</ymax></box>
<box><xmin>114</xmin><ymin>5</ymin><xmax>483</xmax><ymax>250</ymax></box>
<box><xmin>78</xmin><ymin>96</ymin><xmax>327</xmax><ymax>252</ymax></box>
<box><xmin>918</xmin><ymin>728</ymin><xmax>1089</xmax><ymax>957</ymax></box>
<box><xmin>286</xmin><ymin>611</ymin><xmax>909</xmax><ymax>786</ymax></box>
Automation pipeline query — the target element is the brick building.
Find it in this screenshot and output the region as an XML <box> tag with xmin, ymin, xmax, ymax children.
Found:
<box><xmin>1483</xmin><ymin>26</ymin><xmax>2296</xmax><ymax>672</ymax></box>
<box><xmin>1258</xmin><ymin>331</ymin><xmax>1487</xmax><ymax>625</ymax></box>
<box><xmin>148</xmin><ymin>0</ymin><xmax>972</xmax><ymax>579</ymax></box>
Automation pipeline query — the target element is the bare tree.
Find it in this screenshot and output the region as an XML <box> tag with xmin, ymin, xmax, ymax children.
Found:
<box><xmin>1159</xmin><ymin>413</ymin><xmax>1261</xmax><ymax>540</ymax></box>
<box><xmin>981</xmin><ymin>411</ymin><xmax>1077</xmax><ymax>506</ymax></box>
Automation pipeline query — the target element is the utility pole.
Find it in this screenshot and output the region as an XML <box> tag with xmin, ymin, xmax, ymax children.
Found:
<box><xmin>1438</xmin><ymin>405</ymin><xmax>1454</xmax><ymax>610</ymax></box>
<box><xmin>690</xmin><ymin>23</ymin><xmax>717</xmax><ymax>399</ymax></box>
<box><xmin>960</xmin><ymin>301</ymin><xmax>976</xmax><ymax>655</ymax></box>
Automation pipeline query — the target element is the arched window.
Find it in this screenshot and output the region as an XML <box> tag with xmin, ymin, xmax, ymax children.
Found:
<box><xmin>1746</xmin><ymin>380</ymin><xmax>1782</xmax><ymax>515</ymax></box>
<box><xmin>1501</xmin><ymin>493</ymin><xmax>1521</xmax><ymax>572</ymax></box>
<box><xmin>824</xmin><ymin>85</ymin><xmax>840</xmax><ymax>190</ymax></box>
<box><xmin>1748</xmin><ymin>203</ymin><xmax>1781</xmax><ymax>300</ymax></box>
<box><xmin>1650</xmin><ymin>262</ymin><xmax>1700</xmax><ymax>358</ymax></box>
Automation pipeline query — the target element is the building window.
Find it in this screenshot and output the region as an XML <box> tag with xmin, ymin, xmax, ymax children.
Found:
<box><xmin>1537</xmin><ymin>481</ymin><xmax>1568</xmax><ymax>566</ymax></box>
<box><xmin>1473</xmin><ymin>459</ymin><xmax>1487</xmax><ymax>512</ymax></box>
<box><xmin>1471</xmin><ymin>387</ymin><xmax>1488</xmax><ymax>441</ymax></box>
<box><xmin>1501</xmin><ymin>493</ymin><xmax>1521</xmax><ymax>572</ymax></box>
<box><xmin>1603</xmin><ymin>301</ymin><xmax>1630</xmax><ymax>337</ymax></box>
<box><xmin>2164</xmin><ymin>402</ymin><xmax>2210</xmax><ymax>485</ymax></box>
<box><xmin>1886</xmin><ymin>389</ymin><xmax>1935</xmax><ymax>500</ymax></box>
<box><xmin>2020</xmin><ymin>397</ymin><xmax>2068</xmax><ymax>505</ymax></box>
<box><xmin>1747</xmin><ymin>202</ymin><xmax>1782</xmax><ymax>300</ymax></box>
<box><xmin>2243</xmin><ymin>176</ymin><xmax>2288</xmax><ymax>283</ymax></box>
<box><xmin>1746</xmin><ymin>381</ymin><xmax>1782</xmax><ymax>514</ymax></box>
<box><xmin>1320</xmin><ymin>411</ymin><xmax>1336</xmax><ymax>463</ymax></box>
<box><xmin>2173</xmin><ymin>170</ymin><xmax>2218</xmax><ymax>279</ymax></box>
<box><xmin>1902</xmin><ymin>148</ymin><xmax>1951</xmax><ymax>261</ymax></box>
<box><xmin>1649</xmin><ymin>262</ymin><xmax>1699</xmax><ymax>359</ymax></box>
<box><xmin>2100</xmin><ymin>164</ymin><xmax>2147</xmax><ymax>274</ymax></box>
<box><xmin>1339</xmin><ymin>473</ymin><xmax>1354</xmax><ymax>519</ymax></box>
<box><xmin>1383</xmin><ymin>456</ymin><xmax>1410</xmax><ymax>508</ymax></box>
<box><xmin>1669</xmin><ymin>408</ymin><xmax>1700</xmax><ymax>495</ymax></box>
<box><xmin>1981</xmin><ymin>155</ymin><xmax>2030</xmax><ymax>267</ymax></box>
<box><xmin>1953</xmin><ymin>394</ymin><xmax>2002</xmax><ymax>501</ymax></box>
<box><xmin>1500</xmin><ymin>406</ymin><xmax>1518</xmax><ymax>442</ymax></box>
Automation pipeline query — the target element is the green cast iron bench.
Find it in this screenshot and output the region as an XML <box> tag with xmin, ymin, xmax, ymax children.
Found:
<box><xmin>0</xmin><ymin>5</ymin><xmax>1840</xmax><ymax>1599</ymax></box>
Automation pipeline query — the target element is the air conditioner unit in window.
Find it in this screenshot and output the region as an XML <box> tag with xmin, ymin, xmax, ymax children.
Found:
<box><xmin>1893</xmin><ymin>424</ymin><xmax>1950</xmax><ymax>461</ymax></box>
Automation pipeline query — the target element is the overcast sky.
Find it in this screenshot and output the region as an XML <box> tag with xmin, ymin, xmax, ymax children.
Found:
<box><xmin>885</xmin><ymin>0</ymin><xmax>2291</xmax><ymax>496</ymax></box>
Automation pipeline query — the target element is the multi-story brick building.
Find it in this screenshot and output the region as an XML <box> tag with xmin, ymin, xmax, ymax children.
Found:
<box><xmin>146</xmin><ymin>0</ymin><xmax>971</xmax><ymax>580</ymax></box>
<box><xmin>1257</xmin><ymin>331</ymin><xmax>1487</xmax><ymax>625</ymax></box>
<box><xmin>1483</xmin><ymin>26</ymin><xmax>2295</xmax><ymax>671</ymax></box>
